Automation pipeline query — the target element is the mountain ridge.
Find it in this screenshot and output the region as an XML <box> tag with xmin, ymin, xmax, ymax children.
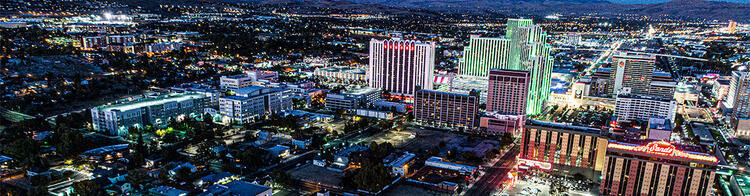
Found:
<box><xmin>116</xmin><ymin>0</ymin><xmax>750</xmax><ymax>22</ymax></box>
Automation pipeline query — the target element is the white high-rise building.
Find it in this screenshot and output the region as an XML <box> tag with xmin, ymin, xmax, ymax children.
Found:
<box><xmin>726</xmin><ymin>71</ymin><xmax>750</xmax><ymax>137</ymax></box>
<box><xmin>368</xmin><ymin>38</ymin><xmax>435</xmax><ymax>100</ymax></box>
<box><xmin>614</xmin><ymin>96</ymin><xmax>677</xmax><ymax>123</ymax></box>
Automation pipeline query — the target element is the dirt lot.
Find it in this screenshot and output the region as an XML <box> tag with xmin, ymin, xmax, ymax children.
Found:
<box><xmin>287</xmin><ymin>164</ymin><xmax>344</xmax><ymax>187</ymax></box>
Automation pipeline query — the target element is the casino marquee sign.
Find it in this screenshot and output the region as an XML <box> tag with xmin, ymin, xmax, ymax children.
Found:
<box><xmin>607</xmin><ymin>141</ymin><xmax>719</xmax><ymax>163</ymax></box>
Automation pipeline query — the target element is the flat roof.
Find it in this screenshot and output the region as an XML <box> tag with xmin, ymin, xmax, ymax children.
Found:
<box><xmin>316</xmin><ymin>66</ymin><xmax>366</xmax><ymax>74</ymax></box>
<box><xmin>151</xmin><ymin>186</ymin><xmax>188</xmax><ymax>196</ymax></box>
<box><xmin>97</xmin><ymin>93</ymin><xmax>206</xmax><ymax>112</ymax></box>
<box><xmin>525</xmin><ymin>120</ymin><xmax>602</xmax><ymax>135</ymax></box>
<box><xmin>342</xmin><ymin>87</ymin><xmax>380</xmax><ymax>95</ymax></box>
<box><xmin>82</xmin><ymin>144</ymin><xmax>129</xmax><ymax>156</ymax></box>
<box><xmin>389</xmin><ymin>152</ymin><xmax>416</xmax><ymax>167</ymax></box>
<box><xmin>417</xmin><ymin>89</ymin><xmax>475</xmax><ymax>97</ymax></box>
<box><xmin>268</xmin><ymin>145</ymin><xmax>290</xmax><ymax>152</ymax></box>
<box><xmin>234</xmin><ymin>86</ymin><xmax>265</xmax><ymax>95</ymax></box>
<box><xmin>221</xmin><ymin>74</ymin><xmax>250</xmax><ymax>79</ymax></box>
<box><xmin>223</xmin><ymin>180</ymin><xmax>271</xmax><ymax>195</ymax></box>
<box><xmin>222</xmin><ymin>95</ymin><xmax>251</xmax><ymax>101</ymax></box>
<box><xmin>426</xmin><ymin>157</ymin><xmax>478</xmax><ymax>172</ymax></box>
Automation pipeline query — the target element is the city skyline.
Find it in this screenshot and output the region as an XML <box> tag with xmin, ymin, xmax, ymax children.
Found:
<box><xmin>0</xmin><ymin>1</ymin><xmax>749</xmax><ymax>196</ymax></box>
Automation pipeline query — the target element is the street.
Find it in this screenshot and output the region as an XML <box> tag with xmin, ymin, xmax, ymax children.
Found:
<box><xmin>464</xmin><ymin>145</ymin><xmax>520</xmax><ymax>196</ymax></box>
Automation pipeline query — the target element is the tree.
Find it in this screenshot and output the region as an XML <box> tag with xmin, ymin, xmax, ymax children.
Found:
<box><xmin>237</xmin><ymin>146</ymin><xmax>269</xmax><ymax>170</ymax></box>
<box><xmin>193</xmin><ymin>141</ymin><xmax>217</xmax><ymax>166</ymax></box>
<box><xmin>462</xmin><ymin>151</ymin><xmax>480</xmax><ymax>163</ymax></box>
<box><xmin>447</xmin><ymin>147</ymin><xmax>458</xmax><ymax>160</ymax></box>
<box><xmin>130</xmin><ymin>127</ymin><xmax>147</xmax><ymax>168</ymax></box>
<box><xmin>157</xmin><ymin>167</ymin><xmax>171</xmax><ymax>183</ymax></box>
<box><xmin>3</xmin><ymin>137</ymin><xmax>40</xmax><ymax>167</ymax></box>
<box><xmin>126</xmin><ymin>169</ymin><xmax>149</xmax><ymax>191</ymax></box>
<box><xmin>272</xmin><ymin>171</ymin><xmax>292</xmax><ymax>188</ymax></box>
<box><xmin>1</xmin><ymin>118</ymin><xmax>50</xmax><ymax>142</ymax></box>
<box><xmin>28</xmin><ymin>185</ymin><xmax>49</xmax><ymax>196</ymax></box>
<box><xmin>29</xmin><ymin>175</ymin><xmax>49</xmax><ymax>186</ymax></box>
<box><xmin>203</xmin><ymin>113</ymin><xmax>214</xmax><ymax>125</ymax></box>
<box><xmin>72</xmin><ymin>180</ymin><xmax>103</xmax><ymax>196</ymax></box>
<box><xmin>354</xmin><ymin>160</ymin><xmax>393</xmax><ymax>192</ymax></box>
<box><xmin>174</xmin><ymin>166</ymin><xmax>193</xmax><ymax>182</ymax></box>
<box><xmin>484</xmin><ymin>149</ymin><xmax>499</xmax><ymax>160</ymax></box>
<box><xmin>499</xmin><ymin>133</ymin><xmax>514</xmax><ymax>147</ymax></box>
<box><xmin>56</xmin><ymin>127</ymin><xmax>83</xmax><ymax>156</ymax></box>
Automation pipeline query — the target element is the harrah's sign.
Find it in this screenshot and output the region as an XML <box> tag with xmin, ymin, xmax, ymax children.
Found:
<box><xmin>608</xmin><ymin>141</ymin><xmax>718</xmax><ymax>163</ymax></box>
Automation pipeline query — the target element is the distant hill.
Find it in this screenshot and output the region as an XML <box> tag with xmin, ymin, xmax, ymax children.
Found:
<box><xmin>118</xmin><ymin>0</ymin><xmax>750</xmax><ymax>22</ymax></box>
<box><xmin>334</xmin><ymin>0</ymin><xmax>749</xmax><ymax>21</ymax></box>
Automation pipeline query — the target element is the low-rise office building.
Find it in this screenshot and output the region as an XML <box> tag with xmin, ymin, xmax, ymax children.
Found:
<box><xmin>325</xmin><ymin>87</ymin><xmax>381</xmax><ymax>110</ymax></box>
<box><xmin>91</xmin><ymin>93</ymin><xmax>209</xmax><ymax>136</ymax></box>
<box><xmin>220</xmin><ymin>74</ymin><xmax>255</xmax><ymax>90</ymax></box>
<box><xmin>387</xmin><ymin>152</ymin><xmax>416</xmax><ymax>177</ymax></box>
<box><xmin>219</xmin><ymin>86</ymin><xmax>291</xmax><ymax>124</ymax></box>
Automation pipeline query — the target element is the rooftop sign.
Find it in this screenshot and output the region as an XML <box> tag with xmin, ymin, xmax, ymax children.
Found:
<box><xmin>608</xmin><ymin>141</ymin><xmax>718</xmax><ymax>163</ymax></box>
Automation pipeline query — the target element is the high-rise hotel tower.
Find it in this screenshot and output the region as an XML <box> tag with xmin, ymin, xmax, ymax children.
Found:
<box><xmin>453</xmin><ymin>18</ymin><xmax>553</xmax><ymax>115</ymax></box>
<box><xmin>368</xmin><ymin>38</ymin><xmax>435</xmax><ymax>100</ymax></box>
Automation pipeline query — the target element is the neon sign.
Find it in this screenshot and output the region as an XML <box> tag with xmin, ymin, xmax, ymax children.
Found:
<box><xmin>518</xmin><ymin>158</ymin><xmax>552</xmax><ymax>170</ymax></box>
<box><xmin>608</xmin><ymin>141</ymin><xmax>718</xmax><ymax>163</ymax></box>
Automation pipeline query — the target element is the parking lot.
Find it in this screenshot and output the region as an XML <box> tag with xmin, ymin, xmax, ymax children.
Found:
<box><xmin>502</xmin><ymin>174</ymin><xmax>597</xmax><ymax>196</ymax></box>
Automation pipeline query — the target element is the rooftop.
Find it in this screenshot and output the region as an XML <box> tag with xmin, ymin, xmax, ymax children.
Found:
<box><xmin>96</xmin><ymin>93</ymin><xmax>206</xmax><ymax>112</ymax></box>
<box><xmin>82</xmin><ymin>144</ymin><xmax>129</xmax><ymax>156</ymax></box>
<box><xmin>425</xmin><ymin>156</ymin><xmax>478</xmax><ymax>173</ymax></box>
<box><xmin>316</xmin><ymin>66</ymin><xmax>366</xmax><ymax>74</ymax></box>
<box><xmin>150</xmin><ymin>186</ymin><xmax>188</xmax><ymax>196</ymax></box>
<box><xmin>234</xmin><ymin>86</ymin><xmax>265</xmax><ymax>95</ymax></box>
<box><xmin>201</xmin><ymin>172</ymin><xmax>234</xmax><ymax>183</ymax></box>
<box><xmin>267</xmin><ymin>145</ymin><xmax>290</xmax><ymax>152</ymax></box>
<box><xmin>222</xmin><ymin>74</ymin><xmax>251</xmax><ymax>79</ymax></box>
<box><xmin>342</xmin><ymin>86</ymin><xmax>380</xmax><ymax>95</ymax></box>
<box><xmin>202</xmin><ymin>180</ymin><xmax>271</xmax><ymax>196</ymax></box>
<box><xmin>613</xmin><ymin>51</ymin><xmax>656</xmax><ymax>60</ymax></box>
<box><xmin>388</xmin><ymin>152</ymin><xmax>416</xmax><ymax>167</ymax></box>
<box><xmin>525</xmin><ymin>120</ymin><xmax>603</xmax><ymax>135</ymax></box>
<box><xmin>417</xmin><ymin>89</ymin><xmax>477</xmax><ymax>97</ymax></box>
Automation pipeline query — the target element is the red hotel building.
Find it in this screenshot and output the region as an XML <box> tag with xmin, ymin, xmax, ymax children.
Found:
<box><xmin>520</xmin><ymin>120</ymin><xmax>609</xmax><ymax>173</ymax></box>
<box><xmin>486</xmin><ymin>69</ymin><xmax>530</xmax><ymax>115</ymax></box>
<box><xmin>600</xmin><ymin>141</ymin><xmax>718</xmax><ymax>196</ymax></box>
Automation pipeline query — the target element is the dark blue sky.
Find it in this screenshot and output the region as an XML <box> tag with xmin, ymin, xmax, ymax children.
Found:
<box><xmin>607</xmin><ymin>0</ymin><xmax>748</xmax><ymax>4</ymax></box>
